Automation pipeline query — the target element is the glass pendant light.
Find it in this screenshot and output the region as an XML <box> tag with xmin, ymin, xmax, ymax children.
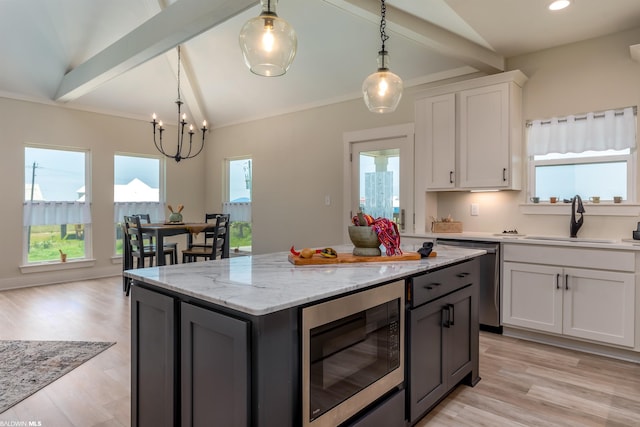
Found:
<box><xmin>239</xmin><ymin>0</ymin><xmax>297</xmax><ymax>77</ymax></box>
<box><xmin>362</xmin><ymin>0</ymin><xmax>403</xmax><ymax>114</ymax></box>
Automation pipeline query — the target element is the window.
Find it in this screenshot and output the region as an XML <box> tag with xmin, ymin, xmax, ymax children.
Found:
<box><xmin>528</xmin><ymin>107</ymin><xmax>637</xmax><ymax>202</ymax></box>
<box><xmin>23</xmin><ymin>146</ymin><xmax>90</xmax><ymax>263</ymax></box>
<box><xmin>223</xmin><ymin>157</ymin><xmax>252</xmax><ymax>252</ymax></box>
<box><xmin>114</xmin><ymin>154</ymin><xmax>163</xmax><ymax>255</ymax></box>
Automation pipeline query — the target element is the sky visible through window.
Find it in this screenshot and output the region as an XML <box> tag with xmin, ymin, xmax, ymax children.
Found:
<box><xmin>114</xmin><ymin>155</ymin><xmax>159</xmax><ymax>187</ymax></box>
<box><xmin>229</xmin><ymin>159</ymin><xmax>251</xmax><ymax>202</ymax></box>
<box><xmin>25</xmin><ymin>147</ymin><xmax>85</xmax><ymax>201</ymax></box>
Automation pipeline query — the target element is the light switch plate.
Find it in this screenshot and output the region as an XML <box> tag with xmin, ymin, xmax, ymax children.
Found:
<box><xmin>471</xmin><ymin>203</ymin><xmax>479</xmax><ymax>216</ymax></box>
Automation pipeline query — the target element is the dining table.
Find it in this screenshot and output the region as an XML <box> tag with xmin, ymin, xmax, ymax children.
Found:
<box><xmin>122</xmin><ymin>221</ymin><xmax>222</xmax><ymax>295</ymax></box>
<box><xmin>138</xmin><ymin>222</ymin><xmax>219</xmax><ymax>265</ymax></box>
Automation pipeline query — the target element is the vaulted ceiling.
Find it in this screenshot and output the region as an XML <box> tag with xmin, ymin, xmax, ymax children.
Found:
<box><xmin>2</xmin><ymin>0</ymin><xmax>640</xmax><ymax>128</ymax></box>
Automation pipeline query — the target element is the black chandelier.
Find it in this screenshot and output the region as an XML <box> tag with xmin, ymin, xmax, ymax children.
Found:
<box><xmin>151</xmin><ymin>45</ymin><xmax>208</xmax><ymax>162</ymax></box>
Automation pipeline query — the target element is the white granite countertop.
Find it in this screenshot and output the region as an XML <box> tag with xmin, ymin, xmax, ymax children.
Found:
<box><xmin>124</xmin><ymin>244</ymin><xmax>485</xmax><ymax>316</ymax></box>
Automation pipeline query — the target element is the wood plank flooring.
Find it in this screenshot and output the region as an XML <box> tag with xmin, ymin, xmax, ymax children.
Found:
<box><xmin>0</xmin><ymin>278</ymin><xmax>130</xmax><ymax>426</ymax></box>
<box><xmin>0</xmin><ymin>276</ymin><xmax>639</xmax><ymax>426</ymax></box>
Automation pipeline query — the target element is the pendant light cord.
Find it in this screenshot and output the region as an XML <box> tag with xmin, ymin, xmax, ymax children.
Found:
<box><xmin>177</xmin><ymin>45</ymin><xmax>182</xmax><ymax>102</ymax></box>
<box><xmin>379</xmin><ymin>0</ymin><xmax>389</xmax><ymax>51</ymax></box>
<box><xmin>379</xmin><ymin>0</ymin><xmax>389</xmax><ymax>68</ymax></box>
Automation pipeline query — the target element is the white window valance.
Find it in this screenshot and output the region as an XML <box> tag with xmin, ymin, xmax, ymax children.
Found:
<box><xmin>114</xmin><ymin>202</ymin><xmax>165</xmax><ymax>223</ymax></box>
<box><xmin>223</xmin><ymin>202</ymin><xmax>252</xmax><ymax>222</ymax></box>
<box><xmin>527</xmin><ymin>107</ymin><xmax>637</xmax><ymax>156</ymax></box>
<box><xmin>23</xmin><ymin>201</ymin><xmax>91</xmax><ymax>227</ymax></box>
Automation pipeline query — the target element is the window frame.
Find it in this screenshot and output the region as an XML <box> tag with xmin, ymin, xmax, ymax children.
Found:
<box><xmin>22</xmin><ymin>144</ymin><xmax>93</xmax><ymax>268</ymax></box>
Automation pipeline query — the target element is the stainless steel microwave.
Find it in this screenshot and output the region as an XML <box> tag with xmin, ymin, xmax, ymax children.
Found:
<box><xmin>301</xmin><ymin>280</ymin><xmax>405</xmax><ymax>427</ymax></box>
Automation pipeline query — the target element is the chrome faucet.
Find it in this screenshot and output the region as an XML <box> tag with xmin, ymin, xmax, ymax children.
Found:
<box><xmin>570</xmin><ymin>195</ymin><xmax>585</xmax><ymax>238</ymax></box>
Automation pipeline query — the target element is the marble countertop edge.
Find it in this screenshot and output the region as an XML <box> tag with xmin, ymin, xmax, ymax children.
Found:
<box><xmin>125</xmin><ymin>245</ymin><xmax>485</xmax><ymax>316</ymax></box>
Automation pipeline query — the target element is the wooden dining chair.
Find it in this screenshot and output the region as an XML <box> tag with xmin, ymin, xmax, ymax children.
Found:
<box><xmin>182</xmin><ymin>214</ymin><xmax>230</xmax><ymax>262</ymax></box>
<box><xmin>188</xmin><ymin>213</ymin><xmax>224</xmax><ymax>250</ymax></box>
<box><xmin>123</xmin><ymin>215</ymin><xmax>176</xmax><ymax>296</ymax></box>
<box><xmin>134</xmin><ymin>213</ymin><xmax>178</xmax><ymax>264</ymax></box>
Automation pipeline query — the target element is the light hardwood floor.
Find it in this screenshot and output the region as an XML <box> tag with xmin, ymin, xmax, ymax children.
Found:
<box><xmin>0</xmin><ymin>277</ymin><xmax>130</xmax><ymax>426</ymax></box>
<box><xmin>0</xmin><ymin>276</ymin><xmax>639</xmax><ymax>426</ymax></box>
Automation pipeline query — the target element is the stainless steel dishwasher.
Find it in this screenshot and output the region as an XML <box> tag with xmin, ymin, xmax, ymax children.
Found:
<box><xmin>435</xmin><ymin>238</ymin><xmax>501</xmax><ymax>333</ymax></box>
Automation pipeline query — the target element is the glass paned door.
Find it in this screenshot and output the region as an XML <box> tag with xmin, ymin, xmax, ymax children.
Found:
<box><xmin>351</xmin><ymin>137</ymin><xmax>413</xmax><ymax>232</ymax></box>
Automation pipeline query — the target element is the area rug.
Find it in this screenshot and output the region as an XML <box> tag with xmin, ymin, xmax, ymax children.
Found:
<box><xmin>0</xmin><ymin>340</ymin><xmax>115</xmax><ymax>413</ymax></box>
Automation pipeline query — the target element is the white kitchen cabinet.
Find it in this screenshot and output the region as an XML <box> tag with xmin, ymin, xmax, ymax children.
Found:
<box><xmin>503</xmin><ymin>244</ymin><xmax>637</xmax><ymax>348</ymax></box>
<box><xmin>415</xmin><ymin>93</ymin><xmax>456</xmax><ymax>189</ymax></box>
<box><xmin>503</xmin><ymin>262</ymin><xmax>563</xmax><ymax>334</ymax></box>
<box><xmin>459</xmin><ymin>83</ymin><xmax>520</xmax><ymax>189</ymax></box>
<box><xmin>414</xmin><ymin>70</ymin><xmax>526</xmax><ymax>192</ymax></box>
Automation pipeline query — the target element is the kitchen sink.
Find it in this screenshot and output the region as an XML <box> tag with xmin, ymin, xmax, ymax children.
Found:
<box><xmin>523</xmin><ymin>236</ymin><xmax>618</xmax><ymax>244</ymax></box>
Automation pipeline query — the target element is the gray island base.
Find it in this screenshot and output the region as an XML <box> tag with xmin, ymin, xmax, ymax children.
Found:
<box><xmin>126</xmin><ymin>244</ymin><xmax>484</xmax><ymax>427</ymax></box>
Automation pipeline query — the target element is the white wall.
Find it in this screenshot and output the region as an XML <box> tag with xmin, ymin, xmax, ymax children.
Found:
<box><xmin>205</xmin><ymin>79</ymin><xmax>477</xmax><ymax>254</ymax></box>
<box><xmin>0</xmin><ymin>98</ymin><xmax>206</xmax><ymax>289</ymax></box>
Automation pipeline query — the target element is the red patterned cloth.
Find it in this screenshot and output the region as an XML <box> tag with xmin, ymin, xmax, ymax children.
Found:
<box><xmin>371</xmin><ymin>218</ymin><xmax>403</xmax><ymax>256</ymax></box>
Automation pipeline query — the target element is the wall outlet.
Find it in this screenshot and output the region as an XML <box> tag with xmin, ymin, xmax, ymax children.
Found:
<box><xmin>325</xmin><ymin>195</ymin><xmax>331</xmax><ymax>206</ymax></box>
<box><xmin>470</xmin><ymin>203</ymin><xmax>479</xmax><ymax>216</ymax></box>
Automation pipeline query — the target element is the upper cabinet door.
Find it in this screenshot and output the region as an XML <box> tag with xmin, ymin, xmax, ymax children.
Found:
<box><xmin>415</xmin><ymin>93</ymin><xmax>456</xmax><ymax>190</ymax></box>
<box><xmin>458</xmin><ymin>83</ymin><xmax>513</xmax><ymax>189</ymax></box>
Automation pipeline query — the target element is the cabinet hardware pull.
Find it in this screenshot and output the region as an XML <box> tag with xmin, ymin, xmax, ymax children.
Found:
<box><xmin>556</xmin><ymin>273</ymin><xmax>560</xmax><ymax>289</ymax></box>
<box><xmin>448</xmin><ymin>303</ymin><xmax>455</xmax><ymax>326</ymax></box>
<box><xmin>442</xmin><ymin>306</ymin><xmax>450</xmax><ymax>328</ymax></box>
<box><xmin>449</xmin><ymin>171</ymin><xmax>454</xmax><ymax>184</ymax></box>
<box><xmin>502</xmin><ymin>168</ymin><xmax>507</xmax><ymax>181</ymax></box>
<box><xmin>565</xmin><ymin>274</ymin><xmax>569</xmax><ymax>290</ymax></box>
<box><xmin>400</xmin><ymin>208</ymin><xmax>406</xmax><ymax>232</ymax></box>
<box><xmin>456</xmin><ymin>272</ymin><xmax>469</xmax><ymax>278</ymax></box>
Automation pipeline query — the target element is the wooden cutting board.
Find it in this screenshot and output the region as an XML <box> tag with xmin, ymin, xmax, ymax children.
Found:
<box><xmin>288</xmin><ymin>251</ymin><xmax>433</xmax><ymax>265</ymax></box>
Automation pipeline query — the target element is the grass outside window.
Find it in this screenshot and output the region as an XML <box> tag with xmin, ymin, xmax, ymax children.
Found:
<box><xmin>28</xmin><ymin>225</ymin><xmax>85</xmax><ymax>262</ymax></box>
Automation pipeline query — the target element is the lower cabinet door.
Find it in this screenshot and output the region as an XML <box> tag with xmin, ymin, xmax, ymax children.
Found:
<box><xmin>502</xmin><ymin>262</ymin><xmax>563</xmax><ymax>333</ymax></box>
<box><xmin>131</xmin><ymin>285</ymin><xmax>176</xmax><ymax>427</ymax></box>
<box><xmin>445</xmin><ymin>286</ymin><xmax>473</xmax><ymax>386</ymax></box>
<box><xmin>408</xmin><ymin>298</ymin><xmax>446</xmax><ymax>423</ymax></box>
<box><xmin>181</xmin><ymin>302</ymin><xmax>250</xmax><ymax>427</ymax></box>
<box><xmin>563</xmin><ymin>268</ymin><xmax>635</xmax><ymax>347</ymax></box>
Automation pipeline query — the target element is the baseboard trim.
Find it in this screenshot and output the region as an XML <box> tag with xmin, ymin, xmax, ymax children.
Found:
<box><xmin>0</xmin><ymin>265</ymin><xmax>121</xmax><ymax>291</ymax></box>
<box><xmin>503</xmin><ymin>327</ymin><xmax>640</xmax><ymax>363</ymax></box>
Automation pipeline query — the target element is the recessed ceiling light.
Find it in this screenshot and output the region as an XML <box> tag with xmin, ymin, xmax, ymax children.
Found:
<box><xmin>548</xmin><ymin>0</ymin><xmax>571</xmax><ymax>11</ymax></box>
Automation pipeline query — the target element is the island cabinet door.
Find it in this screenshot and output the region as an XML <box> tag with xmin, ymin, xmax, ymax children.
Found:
<box><xmin>131</xmin><ymin>285</ymin><xmax>177</xmax><ymax>427</ymax></box>
<box><xmin>444</xmin><ymin>285</ymin><xmax>475</xmax><ymax>387</ymax></box>
<box><xmin>407</xmin><ymin>297</ymin><xmax>446</xmax><ymax>423</ymax></box>
<box><xmin>180</xmin><ymin>302</ymin><xmax>250</xmax><ymax>427</ymax></box>
<box><xmin>407</xmin><ymin>284</ymin><xmax>478</xmax><ymax>424</ymax></box>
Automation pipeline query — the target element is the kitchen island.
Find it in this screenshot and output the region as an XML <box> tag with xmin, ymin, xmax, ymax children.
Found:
<box><xmin>125</xmin><ymin>244</ymin><xmax>485</xmax><ymax>427</ymax></box>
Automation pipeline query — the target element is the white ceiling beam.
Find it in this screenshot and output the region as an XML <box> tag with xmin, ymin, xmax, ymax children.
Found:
<box><xmin>324</xmin><ymin>0</ymin><xmax>504</xmax><ymax>74</ymax></box>
<box><xmin>55</xmin><ymin>0</ymin><xmax>258</xmax><ymax>103</ymax></box>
